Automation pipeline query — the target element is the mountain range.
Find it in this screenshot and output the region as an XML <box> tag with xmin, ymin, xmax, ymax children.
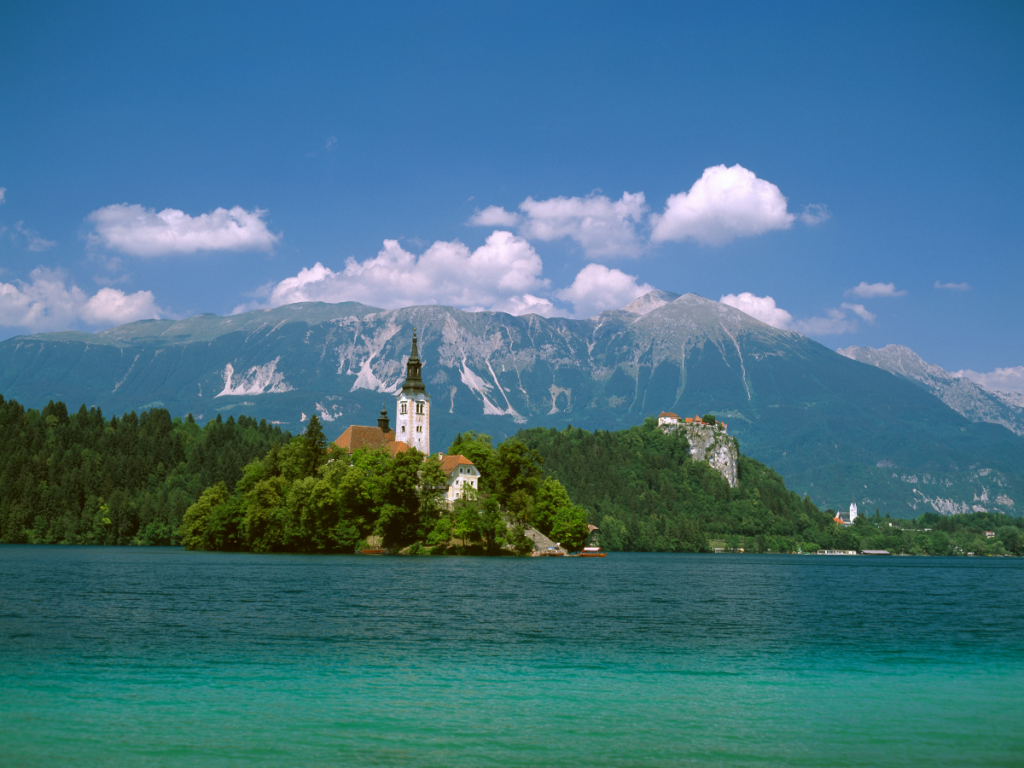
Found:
<box><xmin>1</xmin><ymin>292</ymin><xmax>1021</xmax><ymax>518</ymax></box>
<box><xmin>838</xmin><ymin>344</ymin><xmax>1024</xmax><ymax>437</ymax></box>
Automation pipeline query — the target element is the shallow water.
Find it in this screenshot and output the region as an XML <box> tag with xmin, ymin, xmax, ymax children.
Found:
<box><xmin>1</xmin><ymin>546</ymin><xmax>1022</xmax><ymax>766</ymax></box>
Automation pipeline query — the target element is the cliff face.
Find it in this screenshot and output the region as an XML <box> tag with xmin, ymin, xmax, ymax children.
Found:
<box><xmin>664</xmin><ymin>422</ymin><xmax>738</xmax><ymax>488</ymax></box>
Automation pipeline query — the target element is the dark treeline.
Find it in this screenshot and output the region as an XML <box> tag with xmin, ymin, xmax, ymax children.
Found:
<box><xmin>0</xmin><ymin>395</ymin><xmax>290</xmax><ymax>545</ymax></box>
<box><xmin>517</xmin><ymin>419</ymin><xmax>1024</xmax><ymax>555</ymax></box>
<box><xmin>178</xmin><ymin>424</ymin><xmax>590</xmax><ymax>555</ymax></box>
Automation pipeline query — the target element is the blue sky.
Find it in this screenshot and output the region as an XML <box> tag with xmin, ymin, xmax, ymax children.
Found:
<box><xmin>1</xmin><ymin>1</ymin><xmax>1022</xmax><ymax>388</ymax></box>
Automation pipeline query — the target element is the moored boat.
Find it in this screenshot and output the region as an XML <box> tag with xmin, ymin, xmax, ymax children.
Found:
<box><xmin>579</xmin><ymin>546</ymin><xmax>606</xmax><ymax>557</ymax></box>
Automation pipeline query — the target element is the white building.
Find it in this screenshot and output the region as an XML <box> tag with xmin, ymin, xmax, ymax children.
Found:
<box><xmin>395</xmin><ymin>330</ymin><xmax>430</xmax><ymax>455</ymax></box>
<box><xmin>439</xmin><ymin>454</ymin><xmax>479</xmax><ymax>503</ymax></box>
<box><xmin>658</xmin><ymin>411</ymin><xmax>682</xmax><ymax>427</ymax></box>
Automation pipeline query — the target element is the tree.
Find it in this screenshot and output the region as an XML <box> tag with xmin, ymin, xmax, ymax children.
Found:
<box><xmin>550</xmin><ymin>503</ymin><xmax>589</xmax><ymax>552</ymax></box>
<box><xmin>702</xmin><ymin>414</ymin><xmax>717</xmax><ymax>425</ymax></box>
<box><xmin>492</xmin><ymin>439</ymin><xmax>544</xmax><ymax>506</ymax></box>
<box><xmin>179</xmin><ymin>482</ymin><xmax>230</xmax><ymax>550</ymax></box>
<box><xmin>304</xmin><ymin>414</ymin><xmax>329</xmax><ymax>476</ymax></box>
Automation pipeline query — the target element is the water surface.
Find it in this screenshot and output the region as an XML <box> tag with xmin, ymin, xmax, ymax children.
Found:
<box><xmin>2</xmin><ymin>546</ymin><xmax>1021</xmax><ymax>766</ymax></box>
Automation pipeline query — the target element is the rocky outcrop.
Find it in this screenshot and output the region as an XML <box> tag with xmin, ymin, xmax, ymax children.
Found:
<box><xmin>664</xmin><ymin>422</ymin><xmax>739</xmax><ymax>487</ymax></box>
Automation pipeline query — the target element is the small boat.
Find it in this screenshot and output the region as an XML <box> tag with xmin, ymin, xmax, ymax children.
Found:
<box><xmin>579</xmin><ymin>546</ymin><xmax>606</xmax><ymax>558</ymax></box>
<box><xmin>359</xmin><ymin>547</ymin><xmax>388</xmax><ymax>555</ymax></box>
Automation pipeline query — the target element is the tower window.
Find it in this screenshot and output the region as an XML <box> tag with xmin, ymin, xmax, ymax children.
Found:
<box><xmin>416</xmin><ymin>426</ymin><xmax>422</xmax><ymax>433</ymax></box>
<box><xmin>401</xmin><ymin>426</ymin><xmax>406</xmax><ymax>432</ymax></box>
<box><xmin>416</xmin><ymin>402</ymin><xmax>424</xmax><ymax>415</ymax></box>
<box><xmin>400</xmin><ymin>402</ymin><xmax>407</xmax><ymax>415</ymax></box>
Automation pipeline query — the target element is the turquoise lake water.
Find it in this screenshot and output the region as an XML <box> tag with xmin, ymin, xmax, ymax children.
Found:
<box><xmin>1</xmin><ymin>546</ymin><xmax>1022</xmax><ymax>766</ymax></box>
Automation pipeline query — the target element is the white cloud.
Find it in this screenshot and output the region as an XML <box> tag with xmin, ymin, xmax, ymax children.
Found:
<box><xmin>0</xmin><ymin>187</ymin><xmax>6</xmax><ymax>204</ymax></box>
<box><xmin>953</xmin><ymin>366</ymin><xmax>1024</xmax><ymax>395</ymax></box>
<box><xmin>650</xmin><ymin>164</ymin><xmax>795</xmax><ymax>245</ymax></box>
<box><xmin>8</xmin><ymin>221</ymin><xmax>56</xmax><ymax>251</ymax></box>
<box><xmin>791</xmin><ymin>309</ymin><xmax>858</xmax><ymax>335</ymax></box>
<box><xmin>0</xmin><ymin>267</ymin><xmax>161</xmax><ymax>332</ymax></box>
<box><xmin>719</xmin><ymin>292</ymin><xmax>793</xmax><ymax>329</ymax></box>
<box><xmin>840</xmin><ymin>302</ymin><xmax>876</xmax><ymax>323</ymax></box>
<box><xmin>720</xmin><ymin>291</ymin><xmax>861</xmax><ymax>335</ymax></box>
<box><xmin>799</xmin><ymin>203</ymin><xmax>831</xmax><ymax>225</ymax></box>
<box><xmin>467</xmin><ymin>205</ymin><xmax>522</xmax><ymax>228</ymax></box>
<box><xmin>846</xmin><ymin>281</ymin><xmax>906</xmax><ymax>298</ymax></box>
<box><xmin>517</xmin><ymin>192</ymin><xmax>648</xmax><ymax>258</ymax></box>
<box><xmin>254</xmin><ymin>230</ymin><xmax>550</xmax><ymax>316</ymax></box>
<box><xmin>555</xmin><ymin>264</ymin><xmax>653</xmax><ymax>318</ymax></box>
<box><xmin>81</xmin><ymin>287</ymin><xmax>161</xmax><ymax>325</ymax></box>
<box><xmin>935</xmin><ymin>281</ymin><xmax>971</xmax><ymax>291</ymax></box>
<box><xmin>87</xmin><ymin>203</ymin><xmax>281</xmax><ymax>256</ymax></box>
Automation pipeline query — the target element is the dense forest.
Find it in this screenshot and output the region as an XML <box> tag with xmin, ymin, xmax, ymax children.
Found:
<box><xmin>0</xmin><ymin>395</ymin><xmax>290</xmax><ymax>545</ymax></box>
<box><xmin>517</xmin><ymin>420</ymin><xmax>1024</xmax><ymax>556</ymax></box>
<box><xmin>3</xmin><ymin>394</ymin><xmax>1021</xmax><ymax>557</ymax></box>
<box><xmin>178</xmin><ymin>424</ymin><xmax>590</xmax><ymax>555</ymax></box>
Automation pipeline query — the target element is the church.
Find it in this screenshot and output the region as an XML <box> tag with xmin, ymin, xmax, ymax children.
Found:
<box><xmin>331</xmin><ymin>331</ymin><xmax>478</xmax><ymax>503</ymax></box>
<box><xmin>333</xmin><ymin>330</ymin><xmax>431</xmax><ymax>456</ymax></box>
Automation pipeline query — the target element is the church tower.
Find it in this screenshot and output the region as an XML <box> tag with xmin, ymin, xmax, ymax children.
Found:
<box><xmin>395</xmin><ymin>329</ymin><xmax>430</xmax><ymax>454</ymax></box>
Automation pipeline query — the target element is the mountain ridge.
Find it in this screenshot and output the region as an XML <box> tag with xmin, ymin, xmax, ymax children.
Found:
<box><xmin>2</xmin><ymin>292</ymin><xmax>1022</xmax><ymax>518</ymax></box>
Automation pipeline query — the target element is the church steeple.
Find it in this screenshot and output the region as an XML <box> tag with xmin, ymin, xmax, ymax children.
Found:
<box><xmin>401</xmin><ymin>329</ymin><xmax>426</xmax><ymax>394</ymax></box>
<box><xmin>377</xmin><ymin>401</ymin><xmax>390</xmax><ymax>434</ymax></box>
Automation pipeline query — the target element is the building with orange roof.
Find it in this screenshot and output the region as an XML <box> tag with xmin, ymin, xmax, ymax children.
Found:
<box><xmin>657</xmin><ymin>411</ymin><xmax>682</xmax><ymax>427</ymax></box>
<box><xmin>332</xmin><ymin>332</ymin><xmax>430</xmax><ymax>459</ymax></box>
<box><xmin>332</xmin><ymin>402</ymin><xmax>411</xmax><ymax>457</ymax></box>
<box><xmin>438</xmin><ymin>453</ymin><xmax>479</xmax><ymax>503</ymax></box>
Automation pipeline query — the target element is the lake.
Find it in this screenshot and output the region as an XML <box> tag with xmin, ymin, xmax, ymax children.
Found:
<box><xmin>1</xmin><ymin>546</ymin><xmax>1022</xmax><ymax>766</ymax></box>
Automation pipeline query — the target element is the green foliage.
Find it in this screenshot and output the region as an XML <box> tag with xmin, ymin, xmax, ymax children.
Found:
<box><xmin>517</xmin><ymin>419</ymin><xmax>1024</xmax><ymax>555</ymax></box>
<box><xmin>702</xmin><ymin>414</ymin><xmax>717</xmax><ymax>425</ymax></box>
<box><xmin>0</xmin><ymin>395</ymin><xmax>290</xmax><ymax>545</ymax></box>
<box><xmin>517</xmin><ymin>419</ymin><xmax>838</xmax><ymax>552</ymax></box>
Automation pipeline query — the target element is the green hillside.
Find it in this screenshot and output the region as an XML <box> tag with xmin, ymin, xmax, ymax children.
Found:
<box><xmin>0</xmin><ymin>395</ymin><xmax>291</xmax><ymax>545</ymax></box>
<box><xmin>517</xmin><ymin>420</ymin><xmax>1024</xmax><ymax>555</ymax></box>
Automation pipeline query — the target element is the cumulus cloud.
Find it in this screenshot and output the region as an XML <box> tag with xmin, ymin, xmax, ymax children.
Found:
<box><xmin>650</xmin><ymin>164</ymin><xmax>795</xmax><ymax>245</ymax></box>
<box><xmin>790</xmin><ymin>309</ymin><xmax>858</xmax><ymax>335</ymax></box>
<box><xmin>799</xmin><ymin>203</ymin><xmax>831</xmax><ymax>225</ymax></box>
<box><xmin>935</xmin><ymin>281</ymin><xmax>971</xmax><ymax>291</ymax></box>
<box><xmin>0</xmin><ymin>268</ymin><xmax>161</xmax><ymax>332</ymax></box>
<box><xmin>0</xmin><ymin>187</ymin><xmax>6</xmax><ymax>204</ymax></box>
<box><xmin>517</xmin><ymin>192</ymin><xmax>648</xmax><ymax>258</ymax></box>
<box><xmin>953</xmin><ymin>366</ymin><xmax>1024</xmax><ymax>395</ymax></box>
<box><xmin>469</xmin><ymin>193</ymin><xmax>648</xmax><ymax>258</ymax></box>
<box><xmin>719</xmin><ymin>292</ymin><xmax>793</xmax><ymax>329</ymax></box>
<box><xmin>87</xmin><ymin>203</ymin><xmax>281</xmax><ymax>256</ymax></box>
<box><xmin>840</xmin><ymin>302</ymin><xmax>876</xmax><ymax>323</ymax></box>
<box><xmin>555</xmin><ymin>264</ymin><xmax>653</xmax><ymax>318</ymax></box>
<box><xmin>253</xmin><ymin>230</ymin><xmax>551</xmax><ymax>316</ymax></box>
<box><xmin>846</xmin><ymin>281</ymin><xmax>906</xmax><ymax>298</ymax></box>
<box><xmin>720</xmin><ymin>292</ymin><xmax>861</xmax><ymax>335</ymax></box>
<box><xmin>467</xmin><ymin>205</ymin><xmax>522</xmax><ymax>228</ymax></box>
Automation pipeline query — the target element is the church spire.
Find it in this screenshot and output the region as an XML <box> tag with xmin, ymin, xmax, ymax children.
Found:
<box><xmin>401</xmin><ymin>328</ymin><xmax>426</xmax><ymax>394</ymax></box>
<box><xmin>377</xmin><ymin>401</ymin><xmax>390</xmax><ymax>434</ymax></box>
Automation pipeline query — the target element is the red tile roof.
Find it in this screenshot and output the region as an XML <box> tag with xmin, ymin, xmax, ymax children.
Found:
<box><xmin>659</xmin><ymin>411</ymin><xmax>680</xmax><ymax>419</ymax></box>
<box><xmin>334</xmin><ymin>425</ymin><xmax>411</xmax><ymax>458</ymax></box>
<box><xmin>439</xmin><ymin>454</ymin><xmax>475</xmax><ymax>476</ymax></box>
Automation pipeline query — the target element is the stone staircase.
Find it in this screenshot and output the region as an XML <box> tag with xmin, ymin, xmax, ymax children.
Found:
<box><xmin>524</xmin><ymin>527</ymin><xmax>566</xmax><ymax>555</ymax></box>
